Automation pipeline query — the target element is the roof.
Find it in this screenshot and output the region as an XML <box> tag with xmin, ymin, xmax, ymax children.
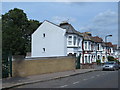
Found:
<box><xmin>91</xmin><ymin>36</ymin><xmax>103</xmax><ymax>43</ymax></box>
<box><xmin>105</xmin><ymin>42</ymin><xmax>113</xmax><ymax>47</ymax></box>
<box><xmin>59</xmin><ymin>22</ymin><xmax>83</xmax><ymax>37</ymax></box>
<box><xmin>101</xmin><ymin>42</ymin><xmax>106</xmax><ymax>46</ymax></box>
<box><xmin>81</xmin><ymin>32</ymin><xmax>93</xmax><ymax>41</ymax></box>
<box><xmin>43</xmin><ymin>20</ymin><xmax>60</xmax><ymax>27</ymax></box>
<box><xmin>112</xmin><ymin>44</ymin><xmax>117</xmax><ymax>50</ymax></box>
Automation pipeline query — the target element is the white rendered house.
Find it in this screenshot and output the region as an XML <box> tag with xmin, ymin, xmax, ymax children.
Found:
<box><xmin>59</xmin><ymin>22</ymin><xmax>83</xmax><ymax>63</ymax></box>
<box><xmin>32</xmin><ymin>20</ymin><xmax>83</xmax><ymax>58</ymax></box>
<box><xmin>32</xmin><ymin>20</ymin><xmax>67</xmax><ymax>57</ymax></box>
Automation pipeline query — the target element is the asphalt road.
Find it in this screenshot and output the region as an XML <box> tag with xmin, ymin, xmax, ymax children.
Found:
<box><xmin>16</xmin><ymin>70</ymin><xmax>118</xmax><ymax>88</ymax></box>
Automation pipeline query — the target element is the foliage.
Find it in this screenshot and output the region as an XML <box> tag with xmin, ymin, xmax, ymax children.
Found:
<box><xmin>107</xmin><ymin>56</ymin><xmax>116</xmax><ymax>61</ymax></box>
<box><xmin>2</xmin><ymin>8</ymin><xmax>41</xmax><ymax>56</ymax></box>
<box><xmin>96</xmin><ymin>59</ymin><xmax>101</xmax><ymax>64</ymax></box>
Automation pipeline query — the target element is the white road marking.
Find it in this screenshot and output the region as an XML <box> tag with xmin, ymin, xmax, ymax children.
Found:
<box><xmin>96</xmin><ymin>75</ymin><xmax>100</xmax><ymax>77</ymax></box>
<box><xmin>91</xmin><ymin>76</ymin><xmax>95</xmax><ymax>79</ymax></box>
<box><xmin>83</xmin><ymin>79</ymin><xmax>87</xmax><ymax>81</ymax></box>
<box><xmin>60</xmin><ymin>85</ymin><xmax>68</xmax><ymax>87</ymax></box>
<box><xmin>73</xmin><ymin>81</ymin><xmax>79</xmax><ymax>84</ymax></box>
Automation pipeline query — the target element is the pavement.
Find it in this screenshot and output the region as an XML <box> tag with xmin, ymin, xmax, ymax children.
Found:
<box><xmin>2</xmin><ymin>68</ymin><xmax>102</xmax><ymax>89</ymax></box>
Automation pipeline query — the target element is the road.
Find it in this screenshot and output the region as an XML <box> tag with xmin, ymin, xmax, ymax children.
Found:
<box><xmin>16</xmin><ymin>70</ymin><xmax>118</xmax><ymax>88</ymax></box>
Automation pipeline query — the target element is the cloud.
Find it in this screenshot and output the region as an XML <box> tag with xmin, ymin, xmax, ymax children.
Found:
<box><xmin>79</xmin><ymin>10</ymin><xmax>118</xmax><ymax>44</ymax></box>
<box><xmin>80</xmin><ymin>10</ymin><xmax>118</xmax><ymax>30</ymax></box>
<box><xmin>93</xmin><ymin>10</ymin><xmax>118</xmax><ymax>26</ymax></box>
<box><xmin>51</xmin><ymin>16</ymin><xmax>76</xmax><ymax>24</ymax></box>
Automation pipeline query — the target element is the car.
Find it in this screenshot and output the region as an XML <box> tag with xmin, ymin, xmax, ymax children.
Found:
<box><xmin>119</xmin><ymin>63</ymin><xmax>120</xmax><ymax>69</ymax></box>
<box><xmin>102</xmin><ymin>61</ymin><xmax>119</xmax><ymax>71</ymax></box>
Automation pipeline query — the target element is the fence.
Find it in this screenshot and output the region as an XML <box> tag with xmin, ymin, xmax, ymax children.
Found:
<box><xmin>2</xmin><ymin>52</ymin><xmax>12</xmax><ymax>78</ymax></box>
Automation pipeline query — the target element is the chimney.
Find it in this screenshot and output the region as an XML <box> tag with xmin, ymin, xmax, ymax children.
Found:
<box><xmin>85</xmin><ymin>32</ymin><xmax>92</xmax><ymax>36</ymax></box>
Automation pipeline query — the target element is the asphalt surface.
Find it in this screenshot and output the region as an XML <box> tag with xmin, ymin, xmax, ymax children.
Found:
<box><xmin>14</xmin><ymin>70</ymin><xmax>118</xmax><ymax>88</ymax></box>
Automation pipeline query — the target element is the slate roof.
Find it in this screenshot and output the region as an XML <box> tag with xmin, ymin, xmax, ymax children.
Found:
<box><xmin>59</xmin><ymin>22</ymin><xmax>83</xmax><ymax>37</ymax></box>
<box><xmin>81</xmin><ymin>32</ymin><xmax>93</xmax><ymax>41</ymax></box>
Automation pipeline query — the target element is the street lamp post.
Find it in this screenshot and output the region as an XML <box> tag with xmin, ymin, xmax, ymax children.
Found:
<box><xmin>105</xmin><ymin>35</ymin><xmax>112</xmax><ymax>43</ymax></box>
<box><xmin>105</xmin><ymin>35</ymin><xmax>112</xmax><ymax>62</ymax></box>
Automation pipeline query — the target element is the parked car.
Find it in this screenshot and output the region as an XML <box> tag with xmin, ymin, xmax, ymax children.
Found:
<box><xmin>102</xmin><ymin>61</ymin><xmax>119</xmax><ymax>71</ymax></box>
<box><xmin>119</xmin><ymin>63</ymin><xmax>120</xmax><ymax>69</ymax></box>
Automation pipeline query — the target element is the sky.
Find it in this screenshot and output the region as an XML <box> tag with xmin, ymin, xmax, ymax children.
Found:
<box><xmin>2</xmin><ymin>2</ymin><xmax>118</xmax><ymax>44</ymax></box>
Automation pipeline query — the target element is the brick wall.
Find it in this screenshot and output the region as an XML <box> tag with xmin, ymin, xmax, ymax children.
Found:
<box><xmin>12</xmin><ymin>56</ymin><xmax>75</xmax><ymax>77</ymax></box>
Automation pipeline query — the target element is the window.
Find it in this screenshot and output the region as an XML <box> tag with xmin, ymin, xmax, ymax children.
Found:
<box><xmin>88</xmin><ymin>42</ymin><xmax>91</xmax><ymax>50</ymax></box>
<box><xmin>110</xmin><ymin>49</ymin><xmax>111</xmax><ymax>53</ymax></box>
<box><xmin>85</xmin><ymin>56</ymin><xmax>87</xmax><ymax>63</ymax></box>
<box><xmin>77</xmin><ymin>38</ymin><xmax>80</xmax><ymax>46</ymax></box>
<box><xmin>97</xmin><ymin>55</ymin><xmax>100</xmax><ymax>60</ymax></box>
<box><xmin>103</xmin><ymin>47</ymin><xmax>104</xmax><ymax>50</ymax></box>
<box><xmin>91</xmin><ymin>44</ymin><xmax>93</xmax><ymax>50</ymax></box>
<box><xmin>73</xmin><ymin>36</ymin><xmax>77</xmax><ymax>45</ymax></box>
<box><xmin>43</xmin><ymin>48</ymin><xmax>45</xmax><ymax>52</ymax></box>
<box><xmin>97</xmin><ymin>44</ymin><xmax>99</xmax><ymax>50</ymax></box>
<box><xmin>68</xmin><ymin>36</ymin><xmax>72</xmax><ymax>45</ymax></box>
<box><xmin>43</xmin><ymin>33</ymin><xmax>45</xmax><ymax>37</ymax></box>
<box><xmin>88</xmin><ymin>55</ymin><xmax>90</xmax><ymax>63</ymax></box>
<box><xmin>68</xmin><ymin>41</ymin><xmax>72</xmax><ymax>45</ymax></box>
<box><xmin>85</xmin><ymin>42</ymin><xmax>87</xmax><ymax>50</ymax></box>
<box><xmin>68</xmin><ymin>36</ymin><xmax>72</xmax><ymax>40</ymax></box>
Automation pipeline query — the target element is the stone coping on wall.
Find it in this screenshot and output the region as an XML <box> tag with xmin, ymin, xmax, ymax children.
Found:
<box><xmin>24</xmin><ymin>56</ymin><xmax>75</xmax><ymax>60</ymax></box>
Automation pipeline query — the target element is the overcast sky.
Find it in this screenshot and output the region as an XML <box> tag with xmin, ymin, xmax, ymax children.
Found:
<box><xmin>2</xmin><ymin>2</ymin><xmax>118</xmax><ymax>44</ymax></box>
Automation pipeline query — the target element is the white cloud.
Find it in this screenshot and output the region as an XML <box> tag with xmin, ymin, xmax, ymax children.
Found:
<box><xmin>79</xmin><ymin>10</ymin><xmax>118</xmax><ymax>44</ymax></box>
<box><xmin>80</xmin><ymin>10</ymin><xmax>117</xmax><ymax>29</ymax></box>
<box><xmin>93</xmin><ymin>10</ymin><xmax>118</xmax><ymax>26</ymax></box>
<box><xmin>51</xmin><ymin>16</ymin><xmax>76</xmax><ymax>24</ymax></box>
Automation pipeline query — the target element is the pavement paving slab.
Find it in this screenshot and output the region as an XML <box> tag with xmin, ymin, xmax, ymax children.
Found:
<box><xmin>2</xmin><ymin>69</ymin><xmax>100</xmax><ymax>89</ymax></box>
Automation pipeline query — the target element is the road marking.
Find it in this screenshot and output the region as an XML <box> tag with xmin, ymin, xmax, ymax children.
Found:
<box><xmin>96</xmin><ymin>75</ymin><xmax>100</xmax><ymax>77</ymax></box>
<box><xmin>91</xmin><ymin>76</ymin><xmax>95</xmax><ymax>79</ymax></box>
<box><xmin>83</xmin><ymin>79</ymin><xmax>87</xmax><ymax>81</ymax></box>
<box><xmin>60</xmin><ymin>85</ymin><xmax>68</xmax><ymax>88</ymax></box>
<box><xmin>73</xmin><ymin>81</ymin><xmax>79</xmax><ymax>84</ymax></box>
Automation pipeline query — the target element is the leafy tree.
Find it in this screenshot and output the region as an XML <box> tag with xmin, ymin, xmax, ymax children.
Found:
<box><xmin>2</xmin><ymin>8</ymin><xmax>40</xmax><ymax>56</ymax></box>
<box><xmin>25</xmin><ymin>20</ymin><xmax>41</xmax><ymax>52</ymax></box>
<box><xmin>107</xmin><ymin>56</ymin><xmax>116</xmax><ymax>61</ymax></box>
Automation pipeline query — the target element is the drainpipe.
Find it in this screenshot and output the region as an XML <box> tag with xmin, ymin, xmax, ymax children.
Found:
<box><xmin>82</xmin><ymin>39</ymin><xmax>84</xmax><ymax>64</ymax></box>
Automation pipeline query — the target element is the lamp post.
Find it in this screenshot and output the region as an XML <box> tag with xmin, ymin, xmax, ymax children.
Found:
<box><xmin>105</xmin><ymin>35</ymin><xmax>112</xmax><ymax>43</ymax></box>
<box><xmin>105</xmin><ymin>35</ymin><xmax>112</xmax><ymax>62</ymax></box>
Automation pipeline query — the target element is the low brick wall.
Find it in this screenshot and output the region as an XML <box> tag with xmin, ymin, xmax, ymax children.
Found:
<box><xmin>12</xmin><ymin>56</ymin><xmax>75</xmax><ymax>77</ymax></box>
<box><xmin>80</xmin><ymin>63</ymin><xmax>95</xmax><ymax>69</ymax></box>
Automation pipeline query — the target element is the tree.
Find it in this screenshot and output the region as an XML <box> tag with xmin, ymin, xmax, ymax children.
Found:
<box><xmin>25</xmin><ymin>20</ymin><xmax>41</xmax><ymax>52</ymax></box>
<box><xmin>107</xmin><ymin>56</ymin><xmax>116</xmax><ymax>61</ymax></box>
<box><xmin>2</xmin><ymin>8</ymin><xmax>40</xmax><ymax>56</ymax></box>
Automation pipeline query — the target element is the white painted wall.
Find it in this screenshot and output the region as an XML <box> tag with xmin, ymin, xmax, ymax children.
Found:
<box><xmin>84</xmin><ymin>54</ymin><xmax>92</xmax><ymax>63</ymax></box>
<box><xmin>32</xmin><ymin>21</ymin><xmax>67</xmax><ymax>57</ymax></box>
<box><xmin>67</xmin><ymin>34</ymin><xmax>83</xmax><ymax>56</ymax></box>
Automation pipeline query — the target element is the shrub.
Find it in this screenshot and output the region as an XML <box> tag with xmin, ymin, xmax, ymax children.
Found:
<box><xmin>107</xmin><ymin>56</ymin><xmax>116</xmax><ymax>61</ymax></box>
<box><xmin>96</xmin><ymin>60</ymin><xmax>101</xmax><ymax>64</ymax></box>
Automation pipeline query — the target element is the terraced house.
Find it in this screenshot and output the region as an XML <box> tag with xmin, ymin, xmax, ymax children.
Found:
<box><xmin>31</xmin><ymin>20</ymin><xmax>118</xmax><ymax>64</ymax></box>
